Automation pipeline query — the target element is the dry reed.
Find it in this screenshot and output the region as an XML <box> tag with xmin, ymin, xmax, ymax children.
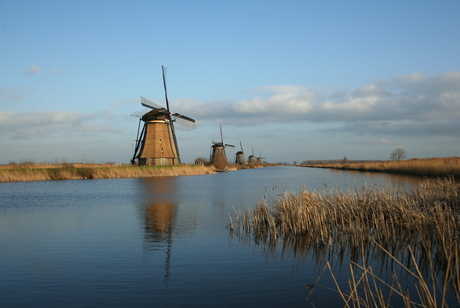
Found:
<box><xmin>0</xmin><ymin>164</ymin><xmax>216</xmax><ymax>182</ymax></box>
<box><xmin>232</xmin><ymin>177</ymin><xmax>460</xmax><ymax>306</ymax></box>
<box><xmin>305</xmin><ymin>157</ymin><xmax>460</xmax><ymax>178</ymax></box>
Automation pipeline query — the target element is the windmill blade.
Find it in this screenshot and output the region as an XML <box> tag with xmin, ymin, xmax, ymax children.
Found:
<box><xmin>172</xmin><ymin>113</ymin><xmax>195</xmax><ymax>123</ymax></box>
<box><xmin>174</xmin><ymin>115</ymin><xmax>196</xmax><ymax>129</ymax></box>
<box><xmin>219</xmin><ymin>125</ymin><xmax>224</xmax><ymax>144</ymax></box>
<box><xmin>173</xmin><ymin>113</ymin><xmax>196</xmax><ymax>128</ymax></box>
<box><xmin>140</xmin><ymin>96</ymin><xmax>167</xmax><ymax>113</ymax></box>
<box><xmin>161</xmin><ymin>66</ymin><xmax>185</xmax><ymax>162</ymax></box>
<box><xmin>131</xmin><ymin>121</ymin><xmax>146</xmax><ymax>164</ymax></box>
<box><xmin>168</xmin><ymin>112</ymin><xmax>181</xmax><ymax>163</ymax></box>
<box><xmin>160</xmin><ymin>66</ymin><xmax>181</xmax><ymax>162</ymax></box>
<box><xmin>225</xmin><ymin>144</ymin><xmax>235</xmax><ymax>148</ymax></box>
<box><xmin>240</xmin><ymin>141</ymin><xmax>244</xmax><ymax>152</ymax></box>
<box><xmin>162</xmin><ymin>65</ymin><xmax>170</xmax><ymax>112</ymax></box>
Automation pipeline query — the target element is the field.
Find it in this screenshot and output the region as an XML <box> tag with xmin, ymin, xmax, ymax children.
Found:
<box><xmin>303</xmin><ymin>157</ymin><xmax>460</xmax><ymax>178</ymax></box>
<box><xmin>0</xmin><ymin>162</ymin><xmax>216</xmax><ymax>182</ymax></box>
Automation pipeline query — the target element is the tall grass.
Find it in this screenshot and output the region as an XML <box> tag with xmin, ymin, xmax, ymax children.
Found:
<box><xmin>304</xmin><ymin>157</ymin><xmax>460</xmax><ymax>178</ymax></box>
<box><xmin>231</xmin><ymin>177</ymin><xmax>460</xmax><ymax>306</ymax></box>
<box><xmin>0</xmin><ymin>164</ymin><xmax>215</xmax><ymax>182</ymax></box>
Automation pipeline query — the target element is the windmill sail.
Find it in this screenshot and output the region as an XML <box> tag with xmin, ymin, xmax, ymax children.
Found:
<box><xmin>131</xmin><ymin>66</ymin><xmax>196</xmax><ymax>166</ymax></box>
<box><xmin>141</xmin><ymin>96</ymin><xmax>167</xmax><ymax>113</ymax></box>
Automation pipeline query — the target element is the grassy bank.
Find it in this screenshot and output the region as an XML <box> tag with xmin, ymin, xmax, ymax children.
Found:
<box><xmin>303</xmin><ymin>156</ymin><xmax>460</xmax><ymax>178</ymax></box>
<box><xmin>231</xmin><ymin>177</ymin><xmax>460</xmax><ymax>306</ymax></box>
<box><xmin>0</xmin><ymin>163</ymin><xmax>216</xmax><ymax>182</ymax></box>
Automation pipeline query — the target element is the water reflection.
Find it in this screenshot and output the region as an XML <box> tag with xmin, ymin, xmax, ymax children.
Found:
<box><xmin>328</xmin><ymin>169</ymin><xmax>428</xmax><ymax>193</ymax></box>
<box><xmin>137</xmin><ymin>177</ymin><xmax>179</xmax><ymax>282</ymax></box>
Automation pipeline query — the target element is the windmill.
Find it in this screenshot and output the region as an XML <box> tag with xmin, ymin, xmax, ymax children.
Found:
<box><xmin>234</xmin><ymin>141</ymin><xmax>245</xmax><ymax>165</ymax></box>
<box><xmin>131</xmin><ymin>66</ymin><xmax>196</xmax><ymax>166</ymax></box>
<box><xmin>210</xmin><ymin>125</ymin><xmax>234</xmax><ymax>170</ymax></box>
<box><xmin>256</xmin><ymin>151</ymin><xmax>266</xmax><ymax>165</ymax></box>
<box><xmin>248</xmin><ymin>147</ymin><xmax>257</xmax><ymax>164</ymax></box>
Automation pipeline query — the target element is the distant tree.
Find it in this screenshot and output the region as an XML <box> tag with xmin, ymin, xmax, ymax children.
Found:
<box><xmin>194</xmin><ymin>157</ymin><xmax>209</xmax><ymax>165</ymax></box>
<box><xmin>342</xmin><ymin>156</ymin><xmax>348</xmax><ymax>164</ymax></box>
<box><xmin>390</xmin><ymin>147</ymin><xmax>407</xmax><ymax>161</ymax></box>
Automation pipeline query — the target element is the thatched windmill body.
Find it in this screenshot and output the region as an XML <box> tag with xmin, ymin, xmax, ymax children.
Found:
<box><xmin>234</xmin><ymin>141</ymin><xmax>245</xmax><ymax>165</ymax></box>
<box><xmin>210</xmin><ymin>125</ymin><xmax>234</xmax><ymax>170</ymax></box>
<box><xmin>131</xmin><ymin>66</ymin><xmax>195</xmax><ymax>166</ymax></box>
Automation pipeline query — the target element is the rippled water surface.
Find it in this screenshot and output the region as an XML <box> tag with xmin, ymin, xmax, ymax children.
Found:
<box><xmin>0</xmin><ymin>167</ymin><xmax>430</xmax><ymax>307</ymax></box>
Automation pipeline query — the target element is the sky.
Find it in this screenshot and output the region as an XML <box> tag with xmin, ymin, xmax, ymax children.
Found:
<box><xmin>1</xmin><ymin>0</ymin><xmax>460</xmax><ymax>164</ymax></box>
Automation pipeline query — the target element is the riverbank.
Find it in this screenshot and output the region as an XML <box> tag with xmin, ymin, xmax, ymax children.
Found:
<box><xmin>0</xmin><ymin>163</ymin><xmax>216</xmax><ymax>182</ymax></box>
<box><xmin>302</xmin><ymin>156</ymin><xmax>460</xmax><ymax>178</ymax></box>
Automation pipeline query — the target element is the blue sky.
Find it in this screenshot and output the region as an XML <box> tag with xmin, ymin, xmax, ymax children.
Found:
<box><xmin>1</xmin><ymin>0</ymin><xmax>460</xmax><ymax>164</ymax></box>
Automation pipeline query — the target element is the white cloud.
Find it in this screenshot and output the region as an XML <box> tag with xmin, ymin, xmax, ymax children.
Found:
<box><xmin>233</xmin><ymin>91</ymin><xmax>314</xmax><ymax>114</ymax></box>
<box><xmin>396</xmin><ymin>71</ymin><xmax>427</xmax><ymax>84</ymax></box>
<box><xmin>170</xmin><ymin>71</ymin><xmax>460</xmax><ymax>137</ymax></box>
<box><xmin>362</xmin><ymin>138</ymin><xmax>393</xmax><ymax>144</ymax></box>
<box><xmin>25</xmin><ymin>65</ymin><xmax>42</xmax><ymax>74</ymax></box>
<box><xmin>251</xmin><ymin>85</ymin><xmax>308</xmax><ymax>94</ymax></box>
<box><xmin>0</xmin><ymin>111</ymin><xmax>122</xmax><ymax>140</ymax></box>
<box><xmin>351</xmin><ymin>84</ymin><xmax>391</xmax><ymax>98</ymax></box>
<box><xmin>50</xmin><ymin>68</ymin><xmax>62</xmax><ymax>74</ymax></box>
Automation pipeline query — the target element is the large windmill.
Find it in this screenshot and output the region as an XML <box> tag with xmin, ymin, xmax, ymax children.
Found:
<box><xmin>210</xmin><ymin>125</ymin><xmax>234</xmax><ymax>170</ymax></box>
<box><xmin>131</xmin><ymin>66</ymin><xmax>196</xmax><ymax>166</ymax></box>
<box><xmin>234</xmin><ymin>141</ymin><xmax>245</xmax><ymax>165</ymax></box>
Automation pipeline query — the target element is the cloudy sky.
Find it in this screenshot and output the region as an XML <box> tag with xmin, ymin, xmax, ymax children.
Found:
<box><xmin>1</xmin><ymin>1</ymin><xmax>459</xmax><ymax>164</ymax></box>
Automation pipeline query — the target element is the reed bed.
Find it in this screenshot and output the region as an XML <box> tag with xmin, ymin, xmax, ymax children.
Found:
<box><xmin>231</xmin><ymin>177</ymin><xmax>460</xmax><ymax>306</ymax></box>
<box><xmin>0</xmin><ymin>164</ymin><xmax>215</xmax><ymax>182</ymax></box>
<box><xmin>305</xmin><ymin>157</ymin><xmax>460</xmax><ymax>178</ymax></box>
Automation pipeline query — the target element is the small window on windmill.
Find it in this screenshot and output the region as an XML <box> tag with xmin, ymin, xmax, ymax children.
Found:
<box><xmin>159</xmin><ymin>138</ymin><xmax>162</xmax><ymax>144</ymax></box>
<box><xmin>161</xmin><ymin>147</ymin><xmax>164</xmax><ymax>152</ymax></box>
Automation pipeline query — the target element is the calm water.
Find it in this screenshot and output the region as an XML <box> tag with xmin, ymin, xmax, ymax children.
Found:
<box><xmin>0</xmin><ymin>167</ymin><xmax>438</xmax><ymax>307</ymax></box>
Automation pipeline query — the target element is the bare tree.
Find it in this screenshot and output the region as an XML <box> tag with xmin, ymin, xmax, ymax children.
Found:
<box><xmin>390</xmin><ymin>147</ymin><xmax>407</xmax><ymax>161</ymax></box>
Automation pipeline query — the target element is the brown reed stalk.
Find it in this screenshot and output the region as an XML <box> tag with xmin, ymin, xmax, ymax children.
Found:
<box><xmin>305</xmin><ymin>157</ymin><xmax>460</xmax><ymax>178</ymax></box>
<box><xmin>232</xmin><ymin>177</ymin><xmax>460</xmax><ymax>307</ymax></box>
<box><xmin>0</xmin><ymin>164</ymin><xmax>216</xmax><ymax>182</ymax></box>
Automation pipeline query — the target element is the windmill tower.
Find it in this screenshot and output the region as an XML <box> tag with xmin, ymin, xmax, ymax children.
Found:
<box><xmin>210</xmin><ymin>125</ymin><xmax>234</xmax><ymax>170</ymax></box>
<box><xmin>248</xmin><ymin>147</ymin><xmax>257</xmax><ymax>164</ymax></box>
<box><xmin>234</xmin><ymin>141</ymin><xmax>245</xmax><ymax>165</ymax></box>
<box><xmin>131</xmin><ymin>66</ymin><xmax>196</xmax><ymax>166</ymax></box>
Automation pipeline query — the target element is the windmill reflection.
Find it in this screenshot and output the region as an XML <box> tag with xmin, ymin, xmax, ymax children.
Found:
<box><xmin>137</xmin><ymin>176</ymin><xmax>178</xmax><ymax>283</ymax></box>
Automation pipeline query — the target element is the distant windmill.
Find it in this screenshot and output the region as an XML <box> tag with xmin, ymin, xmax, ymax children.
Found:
<box><xmin>234</xmin><ymin>141</ymin><xmax>245</xmax><ymax>165</ymax></box>
<box><xmin>131</xmin><ymin>66</ymin><xmax>196</xmax><ymax>166</ymax></box>
<box><xmin>210</xmin><ymin>125</ymin><xmax>234</xmax><ymax>170</ymax></box>
<box><xmin>248</xmin><ymin>147</ymin><xmax>257</xmax><ymax>164</ymax></box>
<box><xmin>256</xmin><ymin>151</ymin><xmax>265</xmax><ymax>165</ymax></box>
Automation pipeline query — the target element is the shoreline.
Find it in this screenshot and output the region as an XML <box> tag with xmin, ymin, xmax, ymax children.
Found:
<box><xmin>301</xmin><ymin>157</ymin><xmax>460</xmax><ymax>178</ymax></box>
<box><xmin>0</xmin><ymin>164</ymin><xmax>217</xmax><ymax>183</ymax></box>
